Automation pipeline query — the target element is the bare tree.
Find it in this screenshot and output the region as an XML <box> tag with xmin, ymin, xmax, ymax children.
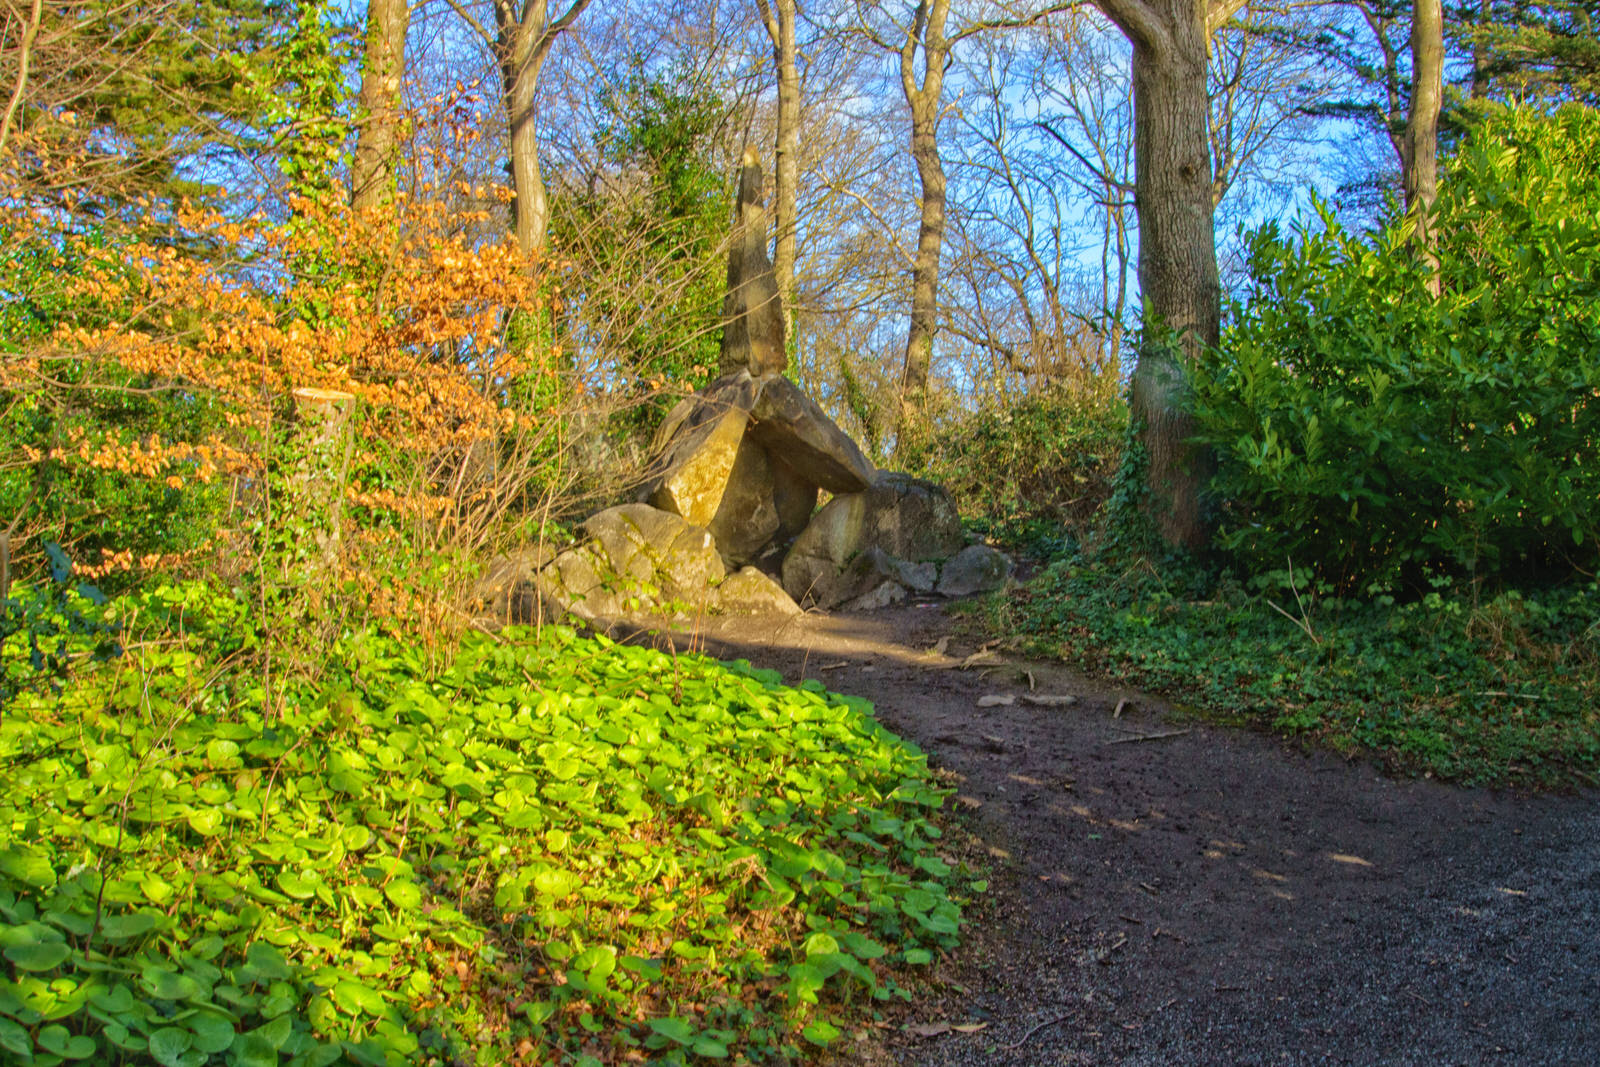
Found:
<box><xmin>446</xmin><ymin>0</ymin><xmax>595</xmax><ymax>254</ymax></box>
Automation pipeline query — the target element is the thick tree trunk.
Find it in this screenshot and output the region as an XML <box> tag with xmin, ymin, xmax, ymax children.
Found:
<box><xmin>351</xmin><ymin>0</ymin><xmax>409</xmax><ymax>210</ymax></box>
<box><xmin>1403</xmin><ymin>0</ymin><xmax>1443</xmax><ymax>289</ymax></box>
<box><xmin>758</xmin><ymin>0</ymin><xmax>800</xmax><ymax>317</ymax></box>
<box><xmin>899</xmin><ymin>0</ymin><xmax>952</xmax><ymax>401</ymax></box>
<box><xmin>1100</xmin><ymin>0</ymin><xmax>1226</xmax><ymax>551</ymax></box>
<box><xmin>500</xmin><ymin>40</ymin><xmax>550</xmax><ymax>255</ymax></box>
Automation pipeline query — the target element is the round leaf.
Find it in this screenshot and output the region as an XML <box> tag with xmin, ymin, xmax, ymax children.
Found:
<box><xmin>382</xmin><ymin>881</ymin><xmax>421</xmax><ymax>910</ymax></box>
<box><xmin>148</xmin><ymin>1026</ymin><xmax>193</xmax><ymax>1067</ymax></box>
<box><xmin>4</xmin><ymin>938</ymin><xmax>70</xmax><ymax>972</ymax></box>
<box><xmin>186</xmin><ymin>809</ymin><xmax>224</xmax><ymax>837</ymax></box>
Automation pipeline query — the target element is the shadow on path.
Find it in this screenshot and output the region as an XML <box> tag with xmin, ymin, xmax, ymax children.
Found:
<box><xmin>625</xmin><ymin>602</ymin><xmax>1599</xmax><ymax>1066</ymax></box>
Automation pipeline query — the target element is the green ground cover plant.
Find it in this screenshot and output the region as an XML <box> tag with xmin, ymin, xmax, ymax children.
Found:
<box><xmin>0</xmin><ymin>583</ymin><xmax>969</xmax><ymax>1066</ymax></box>
<box><xmin>981</xmin><ymin>552</ymin><xmax>1600</xmax><ymax>788</ymax></box>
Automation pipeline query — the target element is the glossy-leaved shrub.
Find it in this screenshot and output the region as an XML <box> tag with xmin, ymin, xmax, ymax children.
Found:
<box><xmin>1193</xmin><ymin>103</ymin><xmax>1600</xmax><ymax>588</ymax></box>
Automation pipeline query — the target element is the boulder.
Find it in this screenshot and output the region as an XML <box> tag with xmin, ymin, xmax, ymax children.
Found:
<box><xmin>781</xmin><ymin>471</ymin><xmax>963</xmax><ymax>603</ymax></box>
<box><xmin>935</xmin><ymin>544</ymin><xmax>1014</xmax><ymax>598</ymax></box>
<box><xmin>770</xmin><ymin>454</ymin><xmax>819</xmax><ymax>540</ymax></box>
<box><xmin>643</xmin><ymin>372</ymin><xmax>761</xmax><ymax>526</ymax></box>
<box><xmin>473</xmin><ymin>545</ymin><xmax>556</xmax><ymax>623</ymax></box>
<box><xmin>716</xmin><ymin>566</ymin><xmax>802</xmax><ymax>615</ymax></box>
<box><xmin>782</xmin><ymin>545</ymin><xmax>934</xmax><ymax>610</ymax></box>
<box><xmin>581</xmin><ymin>504</ymin><xmax>725</xmax><ymax>603</ymax></box>
<box><xmin>747</xmin><ymin>376</ymin><xmax>875</xmax><ymax>493</ymax></box>
<box><xmin>534</xmin><ymin>544</ymin><xmax>629</xmax><ymax>621</ymax></box>
<box><xmin>706</xmin><ymin>438</ymin><xmax>780</xmax><ymax>565</ymax></box>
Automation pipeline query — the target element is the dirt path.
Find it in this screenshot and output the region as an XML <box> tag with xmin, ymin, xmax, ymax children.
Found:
<box><xmin>640</xmin><ymin>601</ymin><xmax>1600</xmax><ymax>1066</ymax></box>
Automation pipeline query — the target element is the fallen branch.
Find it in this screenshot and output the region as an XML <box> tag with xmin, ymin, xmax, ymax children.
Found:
<box><xmin>1103</xmin><ymin>728</ymin><xmax>1191</xmax><ymax>745</ymax></box>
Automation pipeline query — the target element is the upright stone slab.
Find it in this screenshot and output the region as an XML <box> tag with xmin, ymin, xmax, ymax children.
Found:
<box><xmin>707</xmin><ymin>438</ymin><xmax>781</xmax><ymax>565</ymax></box>
<box><xmin>720</xmin><ymin>148</ymin><xmax>787</xmax><ymax>377</ymax></box>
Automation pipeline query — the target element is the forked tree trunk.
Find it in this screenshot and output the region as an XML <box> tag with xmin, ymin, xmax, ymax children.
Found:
<box><xmin>489</xmin><ymin>0</ymin><xmax>593</xmax><ymax>256</ymax></box>
<box><xmin>351</xmin><ymin>0</ymin><xmax>410</xmax><ymax>210</ymax></box>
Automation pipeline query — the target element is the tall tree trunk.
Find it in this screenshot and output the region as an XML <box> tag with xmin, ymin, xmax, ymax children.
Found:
<box><xmin>899</xmin><ymin>0</ymin><xmax>952</xmax><ymax>401</ymax></box>
<box><xmin>756</xmin><ymin>0</ymin><xmax>799</xmax><ymax>322</ymax></box>
<box><xmin>499</xmin><ymin>28</ymin><xmax>550</xmax><ymax>254</ymax></box>
<box><xmin>351</xmin><ymin>0</ymin><xmax>410</xmax><ymax>210</ymax></box>
<box><xmin>484</xmin><ymin>0</ymin><xmax>593</xmax><ymax>256</ymax></box>
<box><xmin>1403</xmin><ymin>0</ymin><xmax>1443</xmax><ymax>290</ymax></box>
<box><xmin>1098</xmin><ymin>0</ymin><xmax>1235</xmax><ymax>551</ymax></box>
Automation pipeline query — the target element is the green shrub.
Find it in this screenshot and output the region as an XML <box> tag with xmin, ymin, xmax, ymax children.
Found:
<box><xmin>1194</xmin><ymin>103</ymin><xmax>1600</xmax><ymax>588</ymax></box>
<box><xmin>907</xmin><ymin>382</ymin><xmax>1126</xmax><ymax>553</ymax></box>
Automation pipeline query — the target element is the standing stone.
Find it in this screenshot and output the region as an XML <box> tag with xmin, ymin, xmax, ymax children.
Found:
<box><xmin>770</xmin><ymin>454</ymin><xmax>819</xmax><ymax>540</ymax></box>
<box><xmin>721</xmin><ymin>148</ymin><xmax>787</xmax><ymax>376</ymax></box>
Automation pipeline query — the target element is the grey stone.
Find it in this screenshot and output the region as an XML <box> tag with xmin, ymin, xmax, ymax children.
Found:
<box><xmin>936</xmin><ymin>544</ymin><xmax>1014</xmax><ymax>598</ymax></box>
<box><xmin>474</xmin><ymin>545</ymin><xmax>556</xmax><ymax>622</ymax></box>
<box><xmin>781</xmin><ymin>471</ymin><xmax>963</xmax><ymax>603</ymax></box>
<box><xmin>715</xmin><ymin>566</ymin><xmax>802</xmax><ymax>615</ymax></box>
<box><xmin>581</xmin><ymin>504</ymin><xmax>725</xmax><ymax>603</ymax></box>
<box><xmin>720</xmin><ymin>149</ymin><xmax>786</xmax><ymax>376</ymax></box>
<box><xmin>707</xmin><ymin>437</ymin><xmax>781</xmax><ymax>566</ymax></box>
<box><xmin>888</xmin><ymin>556</ymin><xmax>939</xmax><ymax>594</ymax></box>
<box><xmin>747</xmin><ymin>376</ymin><xmax>875</xmax><ymax>494</ymax></box>
<box><xmin>641</xmin><ymin>373</ymin><xmax>761</xmax><ymax>527</ymax></box>
<box><xmin>770</xmin><ymin>454</ymin><xmax>819</xmax><ymax>540</ymax></box>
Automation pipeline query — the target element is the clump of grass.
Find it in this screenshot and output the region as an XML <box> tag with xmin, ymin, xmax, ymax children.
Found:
<box><xmin>984</xmin><ymin>554</ymin><xmax>1600</xmax><ymax>788</ymax></box>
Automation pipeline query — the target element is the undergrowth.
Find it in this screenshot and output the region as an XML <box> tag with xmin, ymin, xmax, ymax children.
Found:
<box><xmin>983</xmin><ymin>554</ymin><xmax>1600</xmax><ymax>789</ymax></box>
<box><xmin>0</xmin><ymin>583</ymin><xmax>971</xmax><ymax>1066</ymax></box>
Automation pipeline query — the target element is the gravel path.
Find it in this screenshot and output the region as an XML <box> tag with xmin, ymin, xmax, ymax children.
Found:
<box><xmin>647</xmin><ymin>602</ymin><xmax>1600</xmax><ymax>1066</ymax></box>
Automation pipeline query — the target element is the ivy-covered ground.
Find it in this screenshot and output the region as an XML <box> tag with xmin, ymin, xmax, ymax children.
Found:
<box><xmin>978</xmin><ymin>554</ymin><xmax>1600</xmax><ymax>788</ymax></box>
<box><xmin>0</xmin><ymin>585</ymin><xmax>973</xmax><ymax>1066</ymax></box>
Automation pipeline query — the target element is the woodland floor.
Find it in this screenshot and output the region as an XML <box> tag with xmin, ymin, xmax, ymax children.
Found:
<box><xmin>629</xmin><ymin>598</ymin><xmax>1600</xmax><ymax>1067</ymax></box>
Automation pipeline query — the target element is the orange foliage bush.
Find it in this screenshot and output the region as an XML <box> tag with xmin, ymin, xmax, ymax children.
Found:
<box><xmin>3</xmin><ymin>178</ymin><xmax>570</xmax><ymax>640</ymax></box>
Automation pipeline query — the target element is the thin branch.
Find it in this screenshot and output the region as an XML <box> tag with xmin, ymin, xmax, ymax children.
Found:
<box><xmin>0</xmin><ymin>0</ymin><xmax>44</xmax><ymax>156</ymax></box>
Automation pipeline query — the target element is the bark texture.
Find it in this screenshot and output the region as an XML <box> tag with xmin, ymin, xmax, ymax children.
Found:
<box><xmin>351</xmin><ymin>0</ymin><xmax>410</xmax><ymax>210</ymax></box>
<box><xmin>1403</xmin><ymin>0</ymin><xmax>1443</xmax><ymax>289</ymax></box>
<box><xmin>1097</xmin><ymin>0</ymin><xmax>1234</xmax><ymax>550</ymax></box>
<box><xmin>899</xmin><ymin>0</ymin><xmax>953</xmax><ymax>399</ymax></box>
<box><xmin>756</xmin><ymin>0</ymin><xmax>800</xmax><ymax>317</ymax></box>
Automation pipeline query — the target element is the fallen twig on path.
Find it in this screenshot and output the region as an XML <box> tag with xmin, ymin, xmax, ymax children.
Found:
<box><xmin>1003</xmin><ymin>1014</ymin><xmax>1072</xmax><ymax>1051</ymax></box>
<box><xmin>1103</xmin><ymin>728</ymin><xmax>1191</xmax><ymax>745</ymax></box>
